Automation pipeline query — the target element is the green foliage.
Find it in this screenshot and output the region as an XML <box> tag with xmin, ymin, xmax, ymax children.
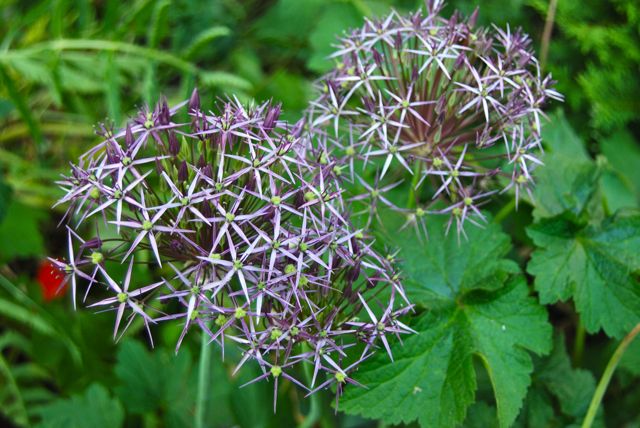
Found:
<box><xmin>528</xmin><ymin>212</ymin><xmax>640</xmax><ymax>338</ymax></box>
<box><xmin>115</xmin><ymin>340</ymin><xmax>195</xmax><ymax>428</ymax></box>
<box><xmin>0</xmin><ymin>201</ymin><xmax>46</xmax><ymax>261</ymax></box>
<box><xmin>530</xmin><ymin>0</ymin><xmax>640</xmax><ymax>131</ymax></box>
<box><xmin>340</xmin><ymin>218</ymin><xmax>552</xmax><ymax>428</ymax></box>
<box><xmin>1</xmin><ymin>0</ymin><xmax>640</xmax><ymax>426</ymax></box>
<box><xmin>307</xmin><ymin>2</ymin><xmax>363</xmax><ymax>73</ymax></box>
<box><xmin>34</xmin><ymin>383</ymin><xmax>124</xmax><ymax>428</ymax></box>
<box><xmin>0</xmin><ymin>175</ymin><xmax>11</xmax><ymax>224</ymax></box>
<box><xmin>528</xmin><ymin>114</ymin><xmax>640</xmax><ymax>339</ymax></box>
<box><xmin>515</xmin><ymin>335</ymin><xmax>597</xmax><ymax>427</ymax></box>
<box><xmin>600</xmin><ymin>130</ymin><xmax>640</xmax><ymax>208</ymax></box>
<box><xmin>532</xmin><ymin>111</ymin><xmax>602</xmax><ymax>220</ymax></box>
<box><xmin>0</xmin><ymin>274</ymin><xmax>86</xmax><ymax>427</ymax></box>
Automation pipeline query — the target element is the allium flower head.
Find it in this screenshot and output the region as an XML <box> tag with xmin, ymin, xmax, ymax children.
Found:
<box><xmin>53</xmin><ymin>91</ymin><xmax>412</xmax><ymax>408</ymax></box>
<box><xmin>304</xmin><ymin>1</ymin><xmax>562</xmax><ymax>237</ymax></box>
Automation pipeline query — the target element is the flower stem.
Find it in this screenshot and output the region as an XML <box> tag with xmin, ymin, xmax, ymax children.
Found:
<box><xmin>406</xmin><ymin>162</ymin><xmax>422</xmax><ymax>209</ymax></box>
<box><xmin>493</xmin><ymin>198</ymin><xmax>515</xmax><ymax>224</ymax></box>
<box><xmin>581</xmin><ymin>322</ymin><xmax>640</xmax><ymax>428</ymax></box>
<box><xmin>298</xmin><ymin>344</ymin><xmax>322</xmax><ymax>428</ymax></box>
<box><xmin>195</xmin><ymin>326</ymin><xmax>212</xmax><ymax>428</ymax></box>
<box><xmin>540</xmin><ymin>0</ymin><xmax>558</xmax><ymax>70</ymax></box>
<box><xmin>572</xmin><ymin>321</ymin><xmax>586</xmax><ymax>366</ymax></box>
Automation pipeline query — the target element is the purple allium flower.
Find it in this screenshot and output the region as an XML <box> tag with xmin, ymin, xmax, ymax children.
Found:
<box><xmin>54</xmin><ymin>92</ymin><xmax>413</xmax><ymax>409</ymax></box>
<box><xmin>304</xmin><ymin>2</ymin><xmax>562</xmax><ymax>237</ymax></box>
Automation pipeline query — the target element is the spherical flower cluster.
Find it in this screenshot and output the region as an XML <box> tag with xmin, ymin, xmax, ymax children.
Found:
<box><xmin>304</xmin><ymin>2</ymin><xmax>562</xmax><ymax>237</ymax></box>
<box><xmin>52</xmin><ymin>92</ymin><xmax>413</xmax><ymax>408</ymax></box>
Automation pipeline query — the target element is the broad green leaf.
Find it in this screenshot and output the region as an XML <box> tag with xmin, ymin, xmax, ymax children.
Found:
<box><xmin>599</xmin><ymin>168</ymin><xmax>637</xmax><ymax>213</ymax></box>
<box><xmin>527</xmin><ymin>211</ymin><xmax>640</xmax><ymax>338</ymax></box>
<box><xmin>533</xmin><ymin>111</ymin><xmax>601</xmax><ymax>219</ymax></box>
<box><xmin>34</xmin><ymin>383</ymin><xmax>123</xmax><ymax>428</ymax></box>
<box><xmin>0</xmin><ymin>201</ymin><xmax>46</xmax><ymax>261</ymax></box>
<box><xmin>115</xmin><ymin>339</ymin><xmax>195</xmax><ymax>428</ymax></box>
<box><xmin>600</xmin><ymin>130</ymin><xmax>640</xmax><ymax>206</ymax></box>
<box><xmin>389</xmin><ymin>217</ymin><xmax>520</xmax><ymax>308</ymax></box>
<box><xmin>540</xmin><ymin>110</ymin><xmax>589</xmax><ymax>161</ymax></box>
<box><xmin>532</xmin><ymin>153</ymin><xmax>600</xmax><ymax>220</ymax></box>
<box><xmin>341</xmin><ymin>218</ymin><xmax>552</xmax><ymax>428</ymax></box>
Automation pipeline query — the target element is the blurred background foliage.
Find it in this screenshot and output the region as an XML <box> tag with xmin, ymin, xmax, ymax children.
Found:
<box><xmin>0</xmin><ymin>0</ymin><xmax>639</xmax><ymax>427</ymax></box>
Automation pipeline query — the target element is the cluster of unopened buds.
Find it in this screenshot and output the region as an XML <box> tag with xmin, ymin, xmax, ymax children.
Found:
<box><xmin>53</xmin><ymin>91</ymin><xmax>414</xmax><ymax>408</ymax></box>
<box><xmin>304</xmin><ymin>0</ymin><xmax>561</xmax><ymax>237</ymax></box>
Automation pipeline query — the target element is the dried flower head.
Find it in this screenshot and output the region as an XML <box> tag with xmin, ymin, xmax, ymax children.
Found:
<box><xmin>53</xmin><ymin>92</ymin><xmax>412</xmax><ymax>409</ymax></box>
<box><xmin>304</xmin><ymin>1</ymin><xmax>562</xmax><ymax>237</ymax></box>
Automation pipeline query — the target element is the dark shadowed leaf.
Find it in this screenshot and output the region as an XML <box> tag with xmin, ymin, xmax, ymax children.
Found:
<box><xmin>515</xmin><ymin>334</ymin><xmax>597</xmax><ymax>427</ymax></box>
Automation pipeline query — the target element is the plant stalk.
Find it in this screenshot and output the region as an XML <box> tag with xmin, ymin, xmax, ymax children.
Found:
<box><xmin>493</xmin><ymin>198</ymin><xmax>515</xmax><ymax>224</ymax></box>
<box><xmin>406</xmin><ymin>161</ymin><xmax>422</xmax><ymax>209</ymax></box>
<box><xmin>581</xmin><ymin>322</ymin><xmax>640</xmax><ymax>428</ymax></box>
<box><xmin>540</xmin><ymin>0</ymin><xmax>558</xmax><ymax>70</ymax></box>
<box><xmin>298</xmin><ymin>344</ymin><xmax>322</xmax><ymax>428</ymax></box>
<box><xmin>195</xmin><ymin>326</ymin><xmax>212</xmax><ymax>428</ymax></box>
<box><xmin>572</xmin><ymin>321</ymin><xmax>586</xmax><ymax>366</ymax></box>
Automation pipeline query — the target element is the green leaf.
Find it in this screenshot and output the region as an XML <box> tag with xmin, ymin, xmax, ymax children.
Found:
<box><xmin>533</xmin><ymin>113</ymin><xmax>602</xmax><ymax>219</ymax></box>
<box><xmin>115</xmin><ymin>340</ymin><xmax>195</xmax><ymax>428</ymax></box>
<box><xmin>0</xmin><ymin>175</ymin><xmax>12</xmax><ymax>224</ymax></box>
<box><xmin>256</xmin><ymin>69</ymin><xmax>313</xmax><ymax>120</ymax></box>
<box><xmin>340</xmin><ymin>218</ymin><xmax>552</xmax><ymax>428</ymax></box>
<box><xmin>307</xmin><ymin>2</ymin><xmax>363</xmax><ymax>73</ymax></box>
<box><xmin>620</xmin><ymin>335</ymin><xmax>640</xmax><ymax>377</ymax></box>
<box><xmin>532</xmin><ymin>152</ymin><xmax>601</xmax><ymax>220</ymax></box>
<box><xmin>183</xmin><ymin>27</ymin><xmax>230</xmax><ymax>60</ymax></box>
<box><xmin>0</xmin><ymin>65</ymin><xmax>45</xmax><ymax>151</ymax></box>
<box><xmin>253</xmin><ymin>0</ymin><xmax>325</xmax><ymax>42</ymax></box>
<box><xmin>541</xmin><ymin>110</ymin><xmax>589</xmax><ymax>161</ymax></box>
<box><xmin>103</xmin><ymin>52</ymin><xmax>122</xmax><ymax>125</ymax></box>
<box><xmin>34</xmin><ymin>383</ymin><xmax>124</xmax><ymax>428</ymax></box>
<box><xmin>600</xmin><ymin>130</ymin><xmax>640</xmax><ymax>206</ymax></box>
<box><xmin>0</xmin><ymin>201</ymin><xmax>46</xmax><ymax>261</ymax></box>
<box><xmin>391</xmin><ymin>217</ymin><xmax>520</xmax><ymax>308</ymax></box>
<box><xmin>599</xmin><ymin>168</ymin><xmax>637</xmax><ymax>213</ymax></box>
<box><xmin>516</xmin><ymin>334</ymin><xmax>596</xmax><ymax>427</ymax></box>
<box><xmin>147</xmin><ymin>0</ymin><xmax>170</xmax><ymax>48</ymax></box>
<box><xmin>0</xmin><ymin>298</ymin><xmax>57</xmax><ymax>337</ymax></box>
<box><xmin>0</xmin><ymin>350</ymin><xmax>28</xmax><ymax>427</ymax></box>
<box><xmin>527</xmin><ymin>211</ymin><xmax>640</xmax><ymax>338</ymax></box>
<box><xmin>199</xmin><ymin>71</ymin><xmax>251</xmax><ymax>91</ymax></box>
<box><xmin>462</xmin><ymin>401</ymin><xmax>499</xmax><ymax>428</ymax></box>
<box><xmin>538</xmin><ymin>336</ymin><xmax>595</xmax><ymax>418</ymax></box>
